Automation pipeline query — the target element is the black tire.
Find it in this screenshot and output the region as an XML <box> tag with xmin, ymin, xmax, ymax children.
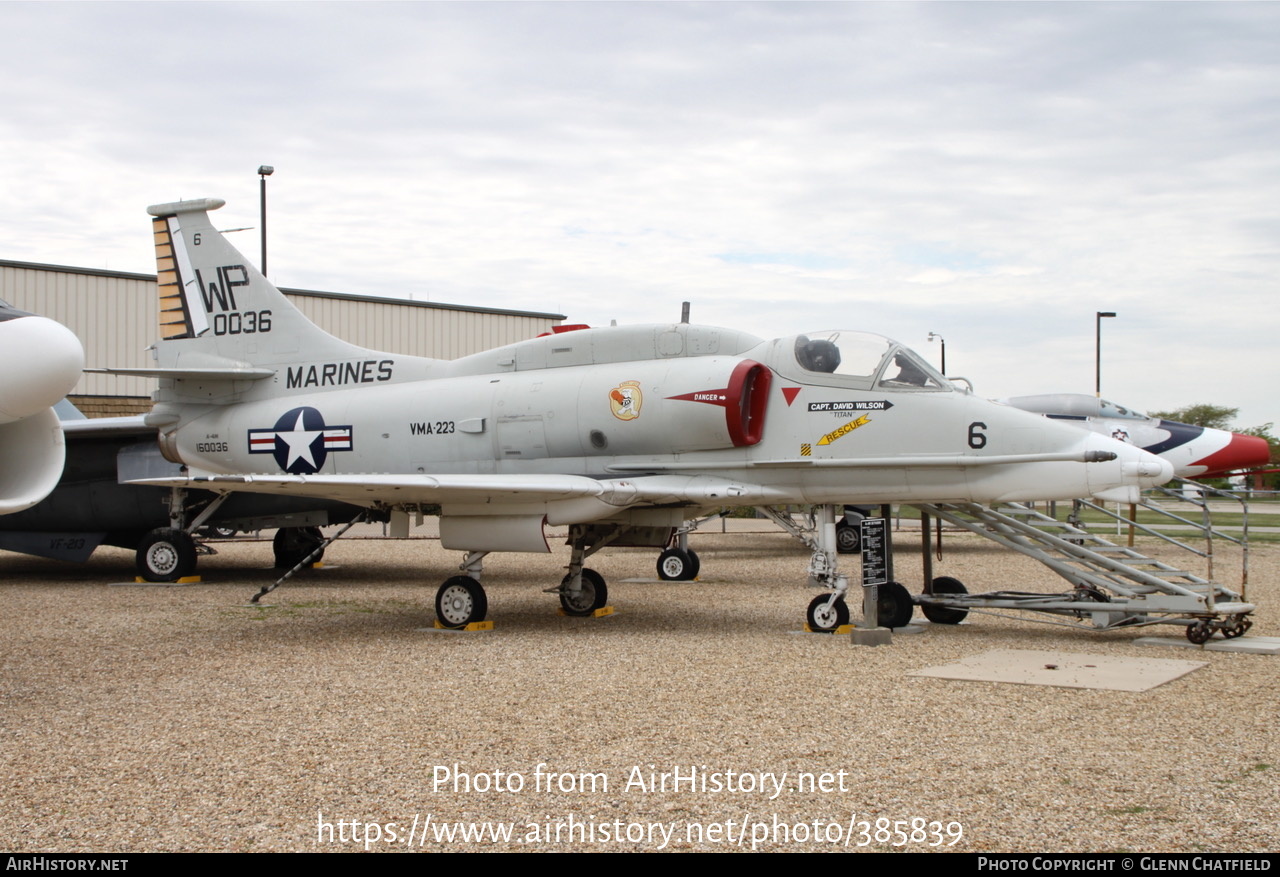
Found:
<box><xmin>877</xmin><ymin>581</ymin><xmax>914</xmax><ymax>629</ymax></box>
<box><xmin>199</xmin><ymin>526</ymin><xmax>238</xmax><ymax>539</ymax></box>
<box><xmin>835</xmin><ymin>521</ymin><xmax>861</xmax><ymax>554</ymax></box>
<box><xmin>806</xmin><ymin>594</ymin><xmax>850</xmax><ymax>632</ymax></box>
<box><xmin>1222</xmin><ymin>618</ymin><xmax>1251</xmax><ymax>639</ymax></box>
<box><xmin>1186</xmin><ymin>621</ymin><xmax>1213</xmax><ymax>645</ymax></box>
<box><xmin>560</xmin><ymin>568</ymin><xmax>608</xmax><ymax>616</ymax></box>
<box><xmin>656</xmin><ymin>547</ymin><xmax>700</xmax><ymax>580</ymax></box>
<box><xmin>273</xmin><ymin>526</ymin><xmax>325</xmax><ymax>569</ymax></box>
<box><xmin>136</xmin><ymin>528</ymin><xmax>197</xmax><ymax>583</ymax></box>
<box><xmin>921</xmin><ymin>576</ymin><xmax>969</xmax><ymax>625</ymax></box>
<box><xmin>435</xmin><ymin>575</ymin><xmax>488</xmax><ymax>629</ymax></box>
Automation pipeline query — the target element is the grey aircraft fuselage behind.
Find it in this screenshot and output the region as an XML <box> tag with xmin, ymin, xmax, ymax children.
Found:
<box><xmin>0</xmin><ymin>301</ymin><xmax>84</xmax><ymax>515</ymax></box>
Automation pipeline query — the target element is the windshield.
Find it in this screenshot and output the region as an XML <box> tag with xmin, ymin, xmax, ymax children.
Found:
<box><xmin>790</xmin><ymin>331</ymin><xmax>950</xmax><ymax>391</ymax></box>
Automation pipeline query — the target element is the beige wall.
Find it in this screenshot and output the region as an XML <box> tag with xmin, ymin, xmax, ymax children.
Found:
<box><xmin>2</xmin><ymin>260</ymin><xmax>563</xmax><ymax>400</ymax></box>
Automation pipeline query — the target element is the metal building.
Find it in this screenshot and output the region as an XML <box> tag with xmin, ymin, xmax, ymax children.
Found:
<box><xmin>1</xmin><ymin>259</ymin><xmax>565</xmax><ymax>416</ymax></box>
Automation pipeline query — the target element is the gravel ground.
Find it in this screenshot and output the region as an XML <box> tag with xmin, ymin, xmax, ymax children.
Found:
<box><xmin>1</xmin><ymin>528</ymin><xmax>1276</xmax><ymax>853</ymax></box>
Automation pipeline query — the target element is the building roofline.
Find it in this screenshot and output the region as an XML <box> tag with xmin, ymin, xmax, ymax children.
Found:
<box><xmin>0</xmin><ymin>258</ymin><xmax>567</xmax><ymax>321</ymax></box>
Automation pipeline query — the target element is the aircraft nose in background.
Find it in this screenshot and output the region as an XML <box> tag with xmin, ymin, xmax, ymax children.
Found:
<box><xmin>1192</xmin><ymin>432</ymin><xmax>1271</xmax><ymax>477</ymax></box>
<box><xmin>0</xmin><ymin>315</ymin><xmax>85</xmax><ymax>423</ymax></box>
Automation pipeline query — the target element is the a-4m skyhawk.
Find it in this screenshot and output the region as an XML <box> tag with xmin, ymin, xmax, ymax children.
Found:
<box><xmin>101</xmin><ymin>197</ymin><xmax>1172</xmax><ymax>630</ymax></box>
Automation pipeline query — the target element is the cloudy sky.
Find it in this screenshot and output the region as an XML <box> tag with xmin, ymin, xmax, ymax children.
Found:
<box><xmin>3</xmin><ymin>2</ymin><xmax>1277</xmax><ymax>429</ymax></box>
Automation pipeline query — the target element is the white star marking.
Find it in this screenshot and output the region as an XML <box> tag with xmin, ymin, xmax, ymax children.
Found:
<box><xmin>276</xmin><ymin>411</ymin><xmax>322</xmax><ymax>470</ymax></box>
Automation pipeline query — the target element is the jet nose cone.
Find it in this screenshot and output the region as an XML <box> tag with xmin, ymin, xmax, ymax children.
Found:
<box><xmin>1124</xmin><ymin>453</ymin><xmax>1175</xmax><ymax>488</ymax></box>
<box><xmin>1192</xmin><ymin>432</ymin><xmax>1272</xmax><ymax>477</ymax></box>
<box><xmin>1087</xmin><ymin>434</ymin><xmax>1173</xmax><ymax>502</ymax></box>
<box><xmin>0</xmin><ymin>316</ymin><xmax>85</xmax><ymax>423</ymax></box>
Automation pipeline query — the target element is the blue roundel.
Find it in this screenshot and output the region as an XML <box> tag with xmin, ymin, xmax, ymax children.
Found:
<box><xmin>248</xmin><ymin>406</ymin><xmax>354</xmax><ymax>474</ymax></box>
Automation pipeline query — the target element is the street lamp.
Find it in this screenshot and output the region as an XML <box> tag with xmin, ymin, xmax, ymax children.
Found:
<box><xmin>258</xmin><ymin>165</ymin><xmax>274</xmax><ymax>275</ymax></box>
<box><xmin>1095</xmin><ymin>311</ymin><xmax>1116</xmax><ymax>397</ymax></box>
<box><xmin>927</xmin><ymin>332</ymin><xmax>946</xmax><ymax>375</ymax></box>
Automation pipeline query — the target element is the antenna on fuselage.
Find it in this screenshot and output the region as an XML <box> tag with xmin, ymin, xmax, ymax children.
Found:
<box><xmin>680</xmin><ymin>301</ymin><xmax>690</xmax><ymax>323</ymax></box>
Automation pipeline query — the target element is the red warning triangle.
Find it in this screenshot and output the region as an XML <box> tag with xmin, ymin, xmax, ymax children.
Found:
<box><xmin>781</xmin><ymin>386</ymin><xmax>801</xmax><ymax>406</ymax></box>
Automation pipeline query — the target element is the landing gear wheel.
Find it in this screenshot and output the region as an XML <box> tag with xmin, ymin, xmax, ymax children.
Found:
<box><xmin>273</xmin><ymin>526</ymin><xmax>325</xmax><ymax>569</ymax></box>
<box><xmin>435</xmin><ymin>576</ymin><xmax>488</xmax><ymax>629</ymax></box>
<box><xmin>835</xmin><ymin>521</ymin><xmax>861</xmax><ymax>555</ymax></box>
<box><xmin>1186</xmin><ymin>620</ymin><xmax>1213</xmax><ymax>645</ymax></box>
<box><xmin>806</xmin><ymin>594</ymin><xmax>850</xmax><ymax>632</ymax></box>
<box><xmin>657</xmin><ymin>548</ymin><xmax>700</xmax><ymax>581</ymax></box>
<box><xmin>136</xmin><ymin>528</ymin><xmax>197</xmax><ymax>583</ymax></box>
<box><xmin>560</xmin><ymin>568</ymin><xmax>608</xmax><ymax>616</ymax></box>
<box><xmin>877</xmin><ymin>581</ymin><xmax>914</xmax><ymax>629</ymax></box>
<box><xmin>921</xmin><ymin>576</ymin><xmax>969</xmax><ymax>625</ymax></box>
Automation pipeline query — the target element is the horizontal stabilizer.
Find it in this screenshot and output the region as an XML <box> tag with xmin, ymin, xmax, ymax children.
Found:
<box><xmin>85</xmin><ymin>367</ymin><xmax>275</xmax><ymax>380</ymax></box>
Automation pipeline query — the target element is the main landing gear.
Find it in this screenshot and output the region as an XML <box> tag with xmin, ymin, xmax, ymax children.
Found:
<box><xmin>134</xmin><ymin>488</ymin><xmax>232</xmax><ymax>582</ymax></box>
<box><xmin>435</xmin><ymin>575</ymin><xmax>488</xmax><ymax>628</ymax></box>
<box><xmin>656</xmin><ymin>547</ymin><xmax>700</xmax><ymax>581</ymax></box>
<box><xmin>273</xmin><ymin>526</ymin><xmax>326</xmax><ymax>569</ymax></box>
<box><xmin>432</xmin><ymin>524</ymin><xmax>617</xmax><ymax>628</ymax></box>
<box><xmin>133</xmin><ymin>487</ymin><xmax>335</xmax><ymax>583</ymax></box>
<box><xmin>137</xmin><ymin>527</ymin><xmax>199</xmax><ymax>582</ymax></box>
<box><xmin>655</xmin><ymin>515</ymin><xmax>720</xmax><ymax>580</ymax></box>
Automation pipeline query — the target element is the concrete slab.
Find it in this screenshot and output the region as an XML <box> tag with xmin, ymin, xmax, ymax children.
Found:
<box><xmin>909</xmin><ymin>649</ymin><xmax>1207</xmax><ymax>691</ymax></box>
<box><xmin>1135</xmin><ymin>635</ymin><xmax>1280</xmax><ymax>656</ymax></box>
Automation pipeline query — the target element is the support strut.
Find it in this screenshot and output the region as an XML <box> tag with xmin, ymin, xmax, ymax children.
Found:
<box><xmin>251</xmin><ymin>511</ymin><xmax>369</xmax><ymax>603</ymax></box>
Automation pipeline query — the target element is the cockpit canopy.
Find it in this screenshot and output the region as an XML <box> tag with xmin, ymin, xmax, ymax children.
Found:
<box><xmin>1005</xmin><ymin>394</ymin><xmax>1153</xmax><ymax>422</ymax></box>
<box><xmin>783</xmin><ymin>331</ymin><xmax>950</xmax><ymax>391</ymax></box>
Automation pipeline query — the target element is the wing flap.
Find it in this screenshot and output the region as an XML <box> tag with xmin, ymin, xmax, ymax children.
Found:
<box><xmin>127</xmin><ymin>472</ymin><xmax>611</xmax><ymax>506</ymax></box>
<box><xmin>126</xmin><ymin>472</ymin><xmax>788</xmax><ymax>510</ymax></box>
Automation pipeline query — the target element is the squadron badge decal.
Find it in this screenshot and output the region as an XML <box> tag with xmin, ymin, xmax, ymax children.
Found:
<box><xmin>248</xmin><ymin>406</ymin><xmax>353</xmax><ymax>474</ymax></box>
<box><xmin>609</xmin><ymin>381</ymin><xmax>643</xmax><ymax>421</ymax></box>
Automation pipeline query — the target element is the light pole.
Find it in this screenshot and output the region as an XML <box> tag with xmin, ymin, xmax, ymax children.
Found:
<box><xmin>258</xmin><ymin>165</ymin><xmax>274</xmax><ymax>275</ymax></box>
<box><xmin>927</xmin><ymin>332</ymin><xmax>946</xmax><ymax>375</ymax></box>
<box><xmin>1095</xmin><ymin>311</ymin><xmax>1116</xmax><ymax>397</ymax></box>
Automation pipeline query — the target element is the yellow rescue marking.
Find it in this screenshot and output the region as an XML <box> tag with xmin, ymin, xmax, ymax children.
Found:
<box><xmin>816</xmin><ymin>415</ymin><xmax>871</xmax><ymax>446</ymax></box>
<box><xmin>800</xmin><ymin>443</ymin><xmax>812</xmax><ymax>456</ymax></box>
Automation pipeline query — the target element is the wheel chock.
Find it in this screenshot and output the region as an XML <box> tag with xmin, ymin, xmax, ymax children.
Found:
<box><xmin>558</xmin><ymin>605</ymin><xmax>615</xmax><ymax>618</ymax></box>
<box><xmin>803</xmin><ymin>623</ymin><xmax>854</xmax><ymax>635</ymax></box>
<box><xmin>433</xmin><ymin>619</ymin><xmax>494</xmax><ymax>631</ymax></box>
<box><xmin>133</xmin><ymin>575</ymin><xmax>202</xmax><ymax>584</ymax></box>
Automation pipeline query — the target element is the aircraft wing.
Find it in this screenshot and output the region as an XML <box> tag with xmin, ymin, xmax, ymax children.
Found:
<box><xmin>126</xmin><ymin>472</ymin><xmax>789</xmax><ymax>509</ymax></box>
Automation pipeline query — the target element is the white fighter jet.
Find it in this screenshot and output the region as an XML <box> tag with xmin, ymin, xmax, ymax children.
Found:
<box><xmin>105</xmin><ymin>198</ymin><xmax>1172</xmax><ymax>629</ymax></box>
<box><xmin>1004</xmin><ymin>394</ymin><xmax>1270</xmax><ymax>479</ymax></box>
<box><xmin>0</xmin><ymin>301</ymin><xmax>84</xmax><ymax>514</ymax></box>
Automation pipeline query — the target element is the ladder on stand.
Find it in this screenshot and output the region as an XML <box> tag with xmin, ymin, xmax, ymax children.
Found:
<box><xmin>912</xmin><ymin>494</ymin><xmax>1254</xmax><ymax>644</ymax></box>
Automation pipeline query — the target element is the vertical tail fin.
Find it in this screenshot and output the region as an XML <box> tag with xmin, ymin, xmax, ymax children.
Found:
<box><xmin>145</xmin><ymin>198</ymin><xmax>384</xmax><ymax>373</ymax></box>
